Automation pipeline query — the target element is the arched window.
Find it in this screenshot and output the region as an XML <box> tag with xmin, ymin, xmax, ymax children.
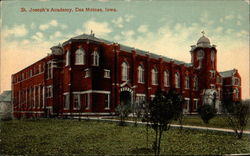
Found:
<box><xmin>92</xmin><ymin>50</ymin><xmax>100</xmax><ymax>66</ymax></box>
<box><xmin>65</xmin><ymin>50</ymin><xmax>70</xmax><ymax>66</ymax></box>
<box><xmin>75</xmin><ymin>48</ymin><xmax>85</xmax><ymax>65</ymax></box>
<box><xmin>185</xmin><ymin>75</ymin><xmax>190</xmax><ymax>89</ymax></box>
<box><xmin>164</xmin><ymin>70</ymin><xmax>170</xmax><ymax>87</ymax></box>
<box><xmin>138</xmin><ymin>65</ymin><xmax>144</xmax><ymax>83</ymax></box>
<box><xmin>193</xmin><ymin>76</ymin><xmax>198</xmax><ymax>90</ymax></box>
<box><xmin>122</xmin><ymin>62</ymin><xmax>129</xmax><ymax>81</ymax></box>
<box><xmin>175</xmin><ymin>72</ymin><xmax>180</xmax><ymax>88</ymax></box>
<box><xmin>152</xmin><ymin>68</ymin><xmax>158</xmax><ymax>85</ymax></box>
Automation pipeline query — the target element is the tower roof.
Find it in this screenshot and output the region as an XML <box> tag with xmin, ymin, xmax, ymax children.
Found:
<box><xmin>197</xmin><ymin>35</ymin><xmax>210</xmax><ymax>45</ymax></box>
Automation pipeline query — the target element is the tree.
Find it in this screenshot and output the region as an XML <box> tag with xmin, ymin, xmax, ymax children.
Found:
<box><xmin>224</xmin><ymin>100</ymin><xmax>249</xmax><ymax>139</ymax></box>
<box><xmin>142</xmin><ymin>101</ymin><xmax>150</xmax><ymax>149</ymax></box>
<box><xmin>133</xmin><ymin>101</ymin><xmax>144</xmax><ymax>127</ymax></box>
<box><xmin>197</xmin><ymin>104</ymin><xmax>217</xmax><ymax>125</ymax></box>
<box><xmin>149</xmin><ymin>89</ymin><xmax>183</xmax><ymax>156</ymax></box>
<box><xmin>115</xmin><ymin>104</ymin><xmax>131</xmax><ymax>126</ymax></box>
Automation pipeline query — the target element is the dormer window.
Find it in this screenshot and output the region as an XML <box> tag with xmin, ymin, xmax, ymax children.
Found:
<box><xmin>75</xmin><ymin>48</ymin><xmax>85</xmax><ymax>65</ymax></box>
<box><xmin>92</xmin><ymin>50</ymin><xmax>99</xmax><ymax>66</ymax></box>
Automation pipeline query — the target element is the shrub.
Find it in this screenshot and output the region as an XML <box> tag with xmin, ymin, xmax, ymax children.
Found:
<box><xmin>197</xmin><ymin>104</ymin><xmax>217</xmax><ymax>124</ymax></box>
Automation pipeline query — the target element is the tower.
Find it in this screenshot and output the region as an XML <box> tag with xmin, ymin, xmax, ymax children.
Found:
<box><xmin>190</xmin><ymin>32</ymin><xmax>217</xmax><ymax>89</ymax></box>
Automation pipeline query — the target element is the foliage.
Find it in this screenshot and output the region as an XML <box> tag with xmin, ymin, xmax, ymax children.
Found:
<box><xmin>1</xmin><ymin>119</ymin><xmax>250</xmax><ymax>155</ymax></box>
<box><xmin>133</xmin><ymin>101</ymin><xmax>144</xmax><ymax>127</ymax></box>
<box><xmin>224</xmin><ymin>101</ymin><xmax>250</xmax><ymax>139</ymax></box>
<box><xmin>149</xmin><ymin>89</ymin><xmax>183</xmax><ymax>156</ymax></box>
<box><xmin>115</xmin><ymin>104</ymin><xmax>131</xmax><ymax>126</ymax></box>
<box><xmin>197</xmin><ymin>104</ymin><xmax>217</xmax><ymax>124</ymax></box>
<box><xmin>141</xmin><ymin>101</ymin><xmax>150</xmax><ymax>148</ymax></box>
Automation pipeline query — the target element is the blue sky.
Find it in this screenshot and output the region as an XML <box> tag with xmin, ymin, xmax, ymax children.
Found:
<box><xmin>1</xmin><ymin>0</ymin><xmax>249</xmax><ymax>98</ymax></box>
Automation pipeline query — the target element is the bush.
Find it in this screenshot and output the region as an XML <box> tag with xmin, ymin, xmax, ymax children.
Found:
<box><xmin>115</xmin><ymin>104</ymin><xmax>131</xmax><ymax>126</ymax></box>
<box><xmin>197</xmin><ymin>104</ymin><xmax>217</xmax><ymax>124</ymax></box>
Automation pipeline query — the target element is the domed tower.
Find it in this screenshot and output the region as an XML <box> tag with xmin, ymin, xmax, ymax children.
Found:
<box><xmin>190</xmin><ymin>31</ymin><xmax>217</xmax><ymax>89</ymax></box>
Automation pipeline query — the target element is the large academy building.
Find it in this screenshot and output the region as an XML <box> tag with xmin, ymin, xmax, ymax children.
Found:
<box><xmin>12</xmin><ymin>32</ymin><xmax>241</xmax><ymax>118</ymax></box>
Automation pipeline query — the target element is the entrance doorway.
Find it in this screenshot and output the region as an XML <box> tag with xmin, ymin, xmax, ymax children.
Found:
<box><xmin>120</xmin><ymin>91</ymin><xmax>132</xmax><ymax>108</ymax></box>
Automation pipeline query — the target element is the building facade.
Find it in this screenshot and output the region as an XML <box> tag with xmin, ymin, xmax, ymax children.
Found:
<box><xmin>12</xmin><ymin>33</ymin><xmax>241</xmax><ymax>118</ymax></box>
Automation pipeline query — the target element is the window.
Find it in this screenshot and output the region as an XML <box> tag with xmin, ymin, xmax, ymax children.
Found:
<box><xmin>75</xmin><ymin>48</ymin><xmax>85</xmax><ymax>65</ymax></box>
<box><xmin>152</xmin><ymin>68</ymin><xmax>158</xmax><ymax>85</ymax></box>
<box><xmin>193</xmin><ymin>99</ymin><xmax>198</xmax><ymax>111</ymax></box>
<box><xmin>193</xmin><ymin>76</ymin><xmax>198</xmax><ymax>90</ymax></box>
<box><xmin>233</xmin><ymin>77</ymin><xmax>240</xmax><ymax>86</ymax></box>
<box><xmin>184</xmin><ymin>98</ymin><xmax>190</xmax><ymax>113</ymax></box>
<box><xmin>234</xmin><ymin>88</ymin><xmax>239</xmax><ymax>99</ymax></box>
<box><xmin>92</xmin><ymin>50</ymin><xmax>99</xmax><ymax>66</ymax></box>
<box><xmin>85</xmin><ymin>94</ymin><xmax>90</xmax><ymax>110</ymax></box>
<box><xmin>73</xmin><ymin>94</ymin><xmax>80</xmax><ymax>109</ymax></box>
<box><xmin>46</xmin><ymin>86</ymin><xmax>53</xmax><ymax>98</ymax></box>
<box><xmin>164</xmin><ymin>70</ymin><xmax>170</xmax><ymax>87</ymax></box>
<box><xmin>185</xmin><ymin>76</ymin><xmax>190</xmax><ymax>89</ymax></box>
<box><xmin>47</xmin><ymin>62</ymin><xmax>53</xmax><ymax>79</ymax></box>
<box><xmin>84</xmin><ymin>69</ymin><xmax>91</xmax><ymax>78</ymax></box>
<box><xmin>122</xmin><ymin>62</ymin><xmax>129</xmax><ymax>81</ymax></box>
<box><xmin>66</xmin><ymin>50</ymin><xmax>70</xmax><ymax>66</ymax></box>
<box><xmin>104</xmin><ymin>94</ymin><xmax>110</xmax><ymax>110</ymax></box>
<box><xmin>136</xmin><ymin>95</ymin><xmax>146</xmax><ymax>105</ymax></box>
<box><xmin>33</xmin><ymin>86</ymin><xmax>36</xmax><ymax>108</ymax></box>
<box><xmin>175</xmin><ymin>72</ymin><xmax>180</xmax><ymax>88</ymax></box>
<box><xmin>150</xmin><ymin>95</ymin><xmax>155</xmax><ymax>102</ymax></box>
<box><xmin>104</xmin><ymin>69</ymin><xmax>110</xmax><ymax>78</ymax></box>
<box><xmin>138</xmin><ymin>65</ymin><xmax>144</xmax><ymax>83</ymax></box>
<box><xmin>210</xmin><ymin>70</ymin><xmax>216</xmax><ymax>78</ymax></box>
<box><xmin>216</xmin><ymin>76</ymin><xmax>222</xmax><ymax>84</ymax></box>
<box><xmin>64</xmin><ymin>94</ymin><xmax>70</xmax><ymax>109</ymax></box>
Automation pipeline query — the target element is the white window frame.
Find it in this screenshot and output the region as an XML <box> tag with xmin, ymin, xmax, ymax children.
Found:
<box><xmin>138</xmin><ymin>65</ymin><xmax>145</xmax><ymax>83</ymax></box>
<box><xmin>84</xmin><ymin>68</ymin><xmax>91</xmax><ymax>78</ymax></box>
<box><xmin>175</xmin><ymin>72</ymin><xmax>180</xmax><ymax>88</ymax></box>
<box><xmin>185</xmin><ymin>76</ymin><xmax>190</xmax><ymax>89</ymax></box>
<box><xmin>104</xmin><ymin>69</ymin><xmax>111</xmax><ymax>79</ymax></box>
<box><xmin>164</xmin><ymin>70</ymin><xmax>170</xmax><ymax>87</ymax></box>
<box><xmin>122</xmin><ymin>62</ymin><xmax>129</xmax><ymax>81</ymax></box>
<box><xmin>73</xmin><ymin>94</ymin><xmax>81</xmax><ymax>110</ymax></box>
<box><xmin>193</xmin><ymin>99</ymin><xmax>198</xmax><ymax>111</ymax></box>
<box><xmin>184</xmin><ymin>98</ymin><xmax>190</xmax><ymax>113</ymax></box>
<box><xmin>136</xmin><ymin>94</ymin><xmax>146</xmax><ymax>105</ymax></box>
<box><xmin>47</xmin><ymin>62</ymin><xmax>53</xmax><ymax>79</ymax></box>
<box><xmin>85</xmin><ymin>93</ymin><xmax>90</xmax><ymax>110</ymax></box>
<box><xmin>193</xmin><ymin>76</ymin><xmax>198</xmax><ymax>91</ymax></box>
<box><xmin>75</xmin><ymin>48</ymin><xmax>85</xmax><ymax>65</ymax></box>
<box><xmin>46</xmin><ymin>85</ymin><xmax>53</xmax><ymax>98</ymax></box>
<box><xmin>152</xmin><ymin>68</ymin><xmax>158</xmax><ymax>85</ymax></box>
<box><xmin>66</xmin><ymin>50</ymin><xmax>70</xmax><ymax>66</ymax></box>
<box><xmin>64</xmin><ymin>93</ymin><xmax>70</xmax><ymax>110</ymax></box>
<box><xmin>92</xmin><ymin>50</ymin><xmax>100</xmax><ymax>66</ymax></box>
<box><xmin>104</xmin><ymin>94</ymin><xmax>110</xmax><ymax>110</ymax></box>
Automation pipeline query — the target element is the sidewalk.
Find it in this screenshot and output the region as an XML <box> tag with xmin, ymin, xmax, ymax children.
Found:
<box><xmin>73</xmin><ymin>116</ymin><xmax>250</xmax><ymax>135</ymax></box>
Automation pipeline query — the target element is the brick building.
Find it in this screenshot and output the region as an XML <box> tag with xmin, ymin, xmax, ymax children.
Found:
<box><xmin>12</xmin><ymin>33</ymin><xmax>241</xmax><ymax>118</ymax></box>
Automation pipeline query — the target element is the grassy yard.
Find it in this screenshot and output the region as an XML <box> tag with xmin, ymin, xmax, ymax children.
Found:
<box><xmin>0</xmin><ymin>119</ymin><xmax>250</xmax><ymax>155</ymax></box>
<box><xmin>110</xmin><ymin>115</ymin><xmax>250</xmax><ymax>130</ymax></box>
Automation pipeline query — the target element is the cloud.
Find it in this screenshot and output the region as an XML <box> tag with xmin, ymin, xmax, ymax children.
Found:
<box><xmin>225</xmin><ymin>14</ymin><xmax>234</xmax><ymax>20</ymax></box>
<box><xmin>39</xmin><ymin>20</ymin><xmax>60</xmax><ymax>31</ymax></box>
<box><xmin>244</xmin><ymin>0</ymin><xmax>250</xmax><ymax>5</ymax></box>
<box><xmin>31</xmin><ymin>32</ymin><xmax>44</xmax><ymax>41</ymax></box>
<box><xmin>112</xmin><ymin>17</ymin><xmax>124</xmax><ymax>28</ymax></box>
<box><xmin>112</xmin><ymin>15</ymin><xmax>134</xmax><ymax>28</ymax></box>
<box><xmin>137</xmin><ymin>25</ymin><xmax>148</xmax><ymax>33</ymax></box>
<box><xmin>49</xmin><ymin>31</ymin><xmax>62</xmax><ymax>40</ymax></box>
<box><xmin>83</xmin><ymin>19</ymin><xmax>112</xmax><ymax>36</ymax></box>
<box><xmin>2</xmin><ymin>24</ymin><xmax>28</xmax><ymax>38</ymax></box>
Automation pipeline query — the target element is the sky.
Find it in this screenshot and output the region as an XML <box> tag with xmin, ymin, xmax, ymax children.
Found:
<box><xmin>0</xmin><ymin>0</ymin><xmax>249</xmax><ymax>99</ymax></box>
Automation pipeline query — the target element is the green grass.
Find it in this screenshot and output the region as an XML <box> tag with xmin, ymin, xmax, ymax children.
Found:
<box><xmin>0</xmin><ymin>119</ymin><xmax>250</xmax><ymax>155</ymax></box>
<box><xmin>110</xmin><ymin>115</ymin><xmax>250</xmax><ymax>130</ymax></box>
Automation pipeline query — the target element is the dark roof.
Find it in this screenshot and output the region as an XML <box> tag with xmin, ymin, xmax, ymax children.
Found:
<box><xmin>220</xmin><ymin>69</ymin><xmax>236</xmax><ymax>78</ymax></box>
<box><xmin>63</xmin><ymin>34</ymin><xmax>192</xmax><ymax>67</ymax></box>
<box><xmin>0</xmin><ymin>91</ymin><xmax>11</xmax><ymax>102</ymax></box>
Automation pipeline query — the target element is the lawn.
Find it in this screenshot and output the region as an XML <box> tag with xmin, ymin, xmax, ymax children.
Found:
<box><xmin>0</xmin><ymin>119</ymin><xmax>250</xmax><ymax>155</ymax></box>
<box><xmin>108</xmin><ymin>115</ymin><xmax>250</xmax><ymax>130</ymax></box>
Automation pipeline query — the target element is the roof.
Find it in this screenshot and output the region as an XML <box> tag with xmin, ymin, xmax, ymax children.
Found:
<box><xmin>0</xmin><ymin>91</ymin><xmax>11</xmax><ymax>102</ymax></box>
<box><xmin>63</xmin><ymin>34</ymin><xmax>192</xmax><ymax>67</ymax></box>
<box><xmin>197</xmin><ymin>35</ymin><xmax>210</xmax><ymax>45</ymax></box>
<box><xmin>219</xmin><ymin>69</ymin><xmax>236</xmax><ymax>78</ymax></box>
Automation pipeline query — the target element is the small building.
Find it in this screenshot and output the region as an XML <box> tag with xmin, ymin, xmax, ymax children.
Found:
<box><xmin>11</xmin><ymin>32</ymin><xmax>241</xmax><ymax>118</ymax></box>
<box><xmin>0</xmin><ymin>90</ymin><xmax>12</xmax><ymax>120</ymax></box>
